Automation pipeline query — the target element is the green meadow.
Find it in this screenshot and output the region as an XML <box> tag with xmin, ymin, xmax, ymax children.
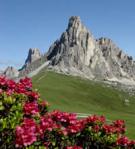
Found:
<box><xmin>33</xmin><ymin>70</ymin><xmax>135</xmax><ymax>139</ymax></box>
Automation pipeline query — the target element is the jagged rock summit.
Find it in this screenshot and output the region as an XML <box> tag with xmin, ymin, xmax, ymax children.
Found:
<box><xmin>24</xmin><ymin>48</ymin><xmax>41</xmax><ymax>67</ymax></box>
<box><xmin>46</xmin><ymin>16</ymin><xmax>101</xmax><ymax>78</ymax></box>
<box><xmin>19</xmin><ymin>48</ymin><xmax>47</xmax><ymax>77</ymax></box>
<box><xmin>2</xmin><ymin>16</ymin><xmax>135</xmax><ymax>85</ymax></box>
<box><xmin>46</xmin><ymin>16</ymin><xmax>135</xmax><ymax>83</ymax></box>
<box><xmin>3</xmin><ymin>66</ymin><xmax>19</xmax><ymax>78</ymax></box>
<box><xmin>97</xmin><ymin>38</ymin><xmax>135</xmax><ymax>81</ymax></box>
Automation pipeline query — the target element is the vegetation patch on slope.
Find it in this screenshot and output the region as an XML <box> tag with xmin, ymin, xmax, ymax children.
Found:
<box><xmin>33</xmin><ymin>70</ymin><xmax>135</xmax><ymax>139</ymax></box>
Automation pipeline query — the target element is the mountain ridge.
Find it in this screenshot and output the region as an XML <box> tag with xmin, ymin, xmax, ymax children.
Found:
<box><xmin>46</xmin><ymin>16</ymin><xmax>135</xmax><ymax>82</ymax></box>
<box><xmin>2</xmin><ymin>16</ymin><xmax>135</xmax><ymax>85</ymax></box>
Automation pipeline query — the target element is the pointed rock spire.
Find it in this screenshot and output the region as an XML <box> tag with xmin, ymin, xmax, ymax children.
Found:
<box><xmin>47</xmin><ymin>16</ymin><xmax>97</xmax><ymax>69</ymax></box>
<box><xmin>67</xmin><ymin>16</ymin><xmax>81</xmax><ymax>29</ymax></box>
<box><xmin>25</xmin><ymin>48</ymin><xmax>41</xmax><ymax>66</ymax></box>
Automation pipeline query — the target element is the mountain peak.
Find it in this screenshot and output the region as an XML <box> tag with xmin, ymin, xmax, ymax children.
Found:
<box><xmin>65</xmin><ymin>16</ymin><xmax>93</xmax><ymax>47</ymax></box>
<box><xmin>47</xmin><ymin>16</ymin><xmax>99</xmax><ymax>75</ymax></box>
<box><xmin>25</xmin><ymin>48</ymin><xmax>41</xmax><ymax>66</ymax></box>
<box><xmin>68</xmin><ymin>16</ymin><xmax>81</xmax><ymax>28</ymax></box>
<box><xmin>3</xmin><ymin>16</ymin><xmax>135</xmax><ymax>83</ymax></box>
<box><xmin>67</xmin><ymin>16</ymin><xmax>89</xmax><ymax>35</ymax></box>
<box><xmin>69</xmin><ymin>16</ymin><xmax>80</xmax><ymax>21</ymax></box>
<box><xmin>3</xmin><ymin>66</ymin><xmax>19</xmax><ymax>78</ymax></box>
<box><xmin>46</xmin><ymin>16</ymin><xmax>135</xmax><ymax>81</ymax></box>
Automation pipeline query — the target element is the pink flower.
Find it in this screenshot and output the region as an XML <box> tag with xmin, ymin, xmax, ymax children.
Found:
<box><xmin>86</xmin><ymin>115</ymin><xmax>106</xmax><ymax>124</ymax></box>
<box><xmin>102</xmin><ymin>124</ymin><xmax>115</xmax><ymax>134</ymax></box>
<box><xmin>7</xmin><ymin>79</ymin><xmax>16</xmax><ymax>89</ymax></box>
<box><xmin>23</xmin><ymin>102</ymin><xmax>39</xmax><ymax>115</ymax></box>
<box><xmin>51</xmin><ymin>110</ymin><xmax>77</xmax><ymax>126</ymax></box>
<box><xmin>0</xmin><ymin>76</ymin><xmax>7</xmax><ymax>87</ymax></box>
<box><xmin>16</xmin><ymin>82</ymin><xmax>26</xmax><ymax>94</ymax></box>
<box><xmin>128</xmin><ymin>140</ymin><xmax>135</xmax><ymax>147</ymax></box>
<box><xmin>15</xmin><ymin>118</ymin><xmax>37</xmax><ymax>147</ymax></box>
<box><xmin>113</xmin><ymin>120</ymin><xmax>125</xmax><ymax>127</ymax></box>
<box><xmin>27</xmin><ymin>91</ymin><xmax>40</xmax><ymax>100</ymax></box>
<box><xmin>117</xmin><ymin>136</ymin><xmax>129</xmax><ymax>146</ymax></box>
<box><xmin>113</xmin><ymin>120</ymin><xmax>126</xmax><ymax>134</ymax></box>
<box><xmin>38</xmin><ymin>116</ymin><xmax>54</xmax><ymax>134</ymax></box>
<box><xmin>6</xmin><ymin>89</ymin><xmax>14</xmax><ymax>96</ymax></box>
<box><xmin>20</xmin><ymin>77</ymin><xmax>32</xmax><ymax>89</ymax></box>
<box><xmin>92</xmin><ymin>125</ymin><xmax>100</xmax><ymax>133</ymax></box>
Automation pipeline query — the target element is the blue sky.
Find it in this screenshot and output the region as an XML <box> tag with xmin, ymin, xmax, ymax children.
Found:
<box><xmin>0</xmin><ymin>0</ymin><xmax>135</xmax><ymax>70</ymax></box>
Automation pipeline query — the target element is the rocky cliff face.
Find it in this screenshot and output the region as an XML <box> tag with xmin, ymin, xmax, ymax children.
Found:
<box><xmin>2</xmin><ymin>16</ymin><xmax>135</xmax><ymax>83</ymax></box>
<box><xmin>19</xmin><ymin>48</ymin><xmax>47</xmax><ymax>77</ymax></box>
<box><xmin>47</xmin><ymin>16</ymin><xmax>94</xmax><ymax>66</ymax></box>
<box><xmin>97</xmin><ymin>38</ymin><xmax>135</xmax><ymax>80</ymax></box>
<box><xmin>25</xmin><ymin>48</ymin><xmax>41</xmax><ymax>67</ymax></box>
<box><xmin>3</xmin><ymin>66</ymin><xmax>19</xmax><ymax>78</ymax></box>
<box><xmin>47</xmin><ymin>16</ymin><xmax>104</xmax><ymax>78</ymax></box>
<box><xmin>46</xmin><ymin>16</ymin><xmax>135</xmax><ymax>81</ymax></box>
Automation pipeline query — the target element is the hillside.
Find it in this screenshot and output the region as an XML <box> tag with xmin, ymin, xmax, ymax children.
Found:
<box><xmin>32</xmin><ymin>70</ymin><xmax>135</xmax><ymax>139</ymax></box>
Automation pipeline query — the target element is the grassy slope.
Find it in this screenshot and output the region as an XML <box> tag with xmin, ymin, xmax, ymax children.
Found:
<box><xmin>32</xmin><ymin>70</ymin><xmax>135</xmax><ymax>139</ymax></box>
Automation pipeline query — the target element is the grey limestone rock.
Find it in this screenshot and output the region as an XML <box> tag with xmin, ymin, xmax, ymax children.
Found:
<box><xmin>46</xmin><ymin>16</ymin><xmax>135</xmax><ymax>82</ymax></box>
<box><xmin>19</xmin><ymin>49</ymin><xmax>47</xmax><ymax>77</ymax></box>
<box><xmin>3</xmin><ymin>66</ymin><xmax>19</xmax><ymax>78</ymax></box>
<box><xmin>47</xmin><ymin>16</ymin><xmax>102</xmax><ymax>78</ymax></box>
<box><xmin>25</xmin><ymin>48</ymin><xmax>41</xmax><ymax>66</ymax></box>
<box><xmin>3</xmin><ymin>16</ymin><xmax>135</xmax><ymax>84</ymax></box>
<box><xmin>97</xmin><ymin>37</ymin><xmax>135</xmax><ymax>80</ymax></box>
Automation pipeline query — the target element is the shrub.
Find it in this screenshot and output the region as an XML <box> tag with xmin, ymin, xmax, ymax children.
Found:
<box><xmin>0</xmin><ymin>76</ymin><xmax>135</xmax><ymax>149</ymax></box>
<box><xmin>0</xmin><ymin>76</ymin><xmax>48</xmax><ymax>148</ymax></box>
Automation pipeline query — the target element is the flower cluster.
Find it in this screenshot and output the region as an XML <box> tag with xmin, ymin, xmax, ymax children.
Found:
<box><xmin>0</xmin><ymin>76</ymin><xmax>39</xmax><ymax>99</ymax></box>
<box><xmin>15</xmin><ymin>118</ymin><xmax>37</xmax><ymax>147</ymax></box>
<box><xmin>0</xmin><ymin>76</ymin><xmax>48</xmax><ymax>148</ymax></box>
<box><xmin>23</xmin><ymin>102</ymin><xmax>39</xmax><ymax>115</ymax></box>
<box><xmin>0</xmin><ymin>75</ymin><xmax>135</xmax><ymax>148</ymax></box>
<box><xmin>16</xmin><ymin>108</ymin><xmax>135</xmax><ymax>148</ymax></box>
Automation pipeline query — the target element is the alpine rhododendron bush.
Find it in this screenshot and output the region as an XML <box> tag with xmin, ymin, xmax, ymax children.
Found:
<box><xmin>0</xmin><ymin>76</ymin><xmax>135</xmax><ymax>149</ymax></box>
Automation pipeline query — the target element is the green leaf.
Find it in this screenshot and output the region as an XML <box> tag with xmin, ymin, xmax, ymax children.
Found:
<box><xmin>52</xmin><ymin>141</ymin><xmax>56</xmax><ymax>146</ymax></box>
<box><xmin>0</xmin><ymin>105</ymin><xmax>4</xmax><ymax>110</ymax></box>
<box><xmin>39</xmin><ymin>146</ymin><xmax>45</xmax><ymax>149</ymax></box>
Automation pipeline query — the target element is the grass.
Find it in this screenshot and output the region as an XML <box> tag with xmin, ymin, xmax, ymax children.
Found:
<box><xmin>32</xmin><ymin>70</ymin><xmax>135</xmax><ymax>139</ymax></box>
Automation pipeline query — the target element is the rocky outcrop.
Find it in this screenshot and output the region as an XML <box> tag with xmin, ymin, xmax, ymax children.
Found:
<box><xmin>47</xmin><ymin>16</ymin><xmax>103</xmax><ymax>78</ymax></box>
<box><xmin>19</xmin><ymin>55</ymin><xmax>47</xmax><ymax>77</ymax></box>
<box><xmin>19</xmin><ymin>49</ymin><xmax>47</xmax><ymax>77</ymax></box>
<box><xmin>25</xmin><ymin>48</ymin><xmax>41</xmax><ymax>67</ymax></box>
<box><xmin>46</xmin><ymin>16</ymin><xmax>135</xmax><ymax>81</ymax></box>
<box><xmin>97</xmin><ymin>37</ymin><xmax>135</xmax><ymax>80</ymax></box>
<box><xmin>2</xmin><ymin>16</ymin><xmax>135</xmax><ymax>83</ymax></box>
<box><xmin>3</xmin><ymin>66</ymin><xmax>19</xmax><ymax>78</ymax></box>
<box><xmin>47</xmin><ymin>16</ymin><xmax>97</xmax><ymax>68</ymax></box>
